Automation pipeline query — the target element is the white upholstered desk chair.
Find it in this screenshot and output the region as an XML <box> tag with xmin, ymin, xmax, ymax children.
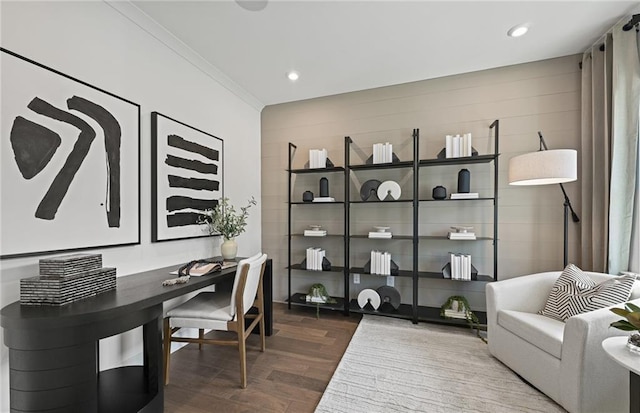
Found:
<box><xmin>163</xmin><ymin>252</ymin><xmax>268</xmax><ymax>388</ymax></box>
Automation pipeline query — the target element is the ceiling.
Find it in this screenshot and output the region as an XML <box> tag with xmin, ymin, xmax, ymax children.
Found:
<box><xmin>130</xmin><ymin>1</ymin><xmax>640</xmax><ymax>107</ymax></box>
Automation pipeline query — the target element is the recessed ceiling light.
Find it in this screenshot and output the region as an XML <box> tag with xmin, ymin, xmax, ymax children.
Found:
<box><xmin>287</xmin><ymin>71</ymin><xmax>299</xmax><ymax>81</ymax></box>
<box><xmin>507</xmin><ymin>24</ymin><xmax>529</xmax><ymax>38</ymax></box>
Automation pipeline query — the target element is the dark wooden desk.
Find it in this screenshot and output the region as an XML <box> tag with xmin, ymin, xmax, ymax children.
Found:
<box><xmin>1</xmin><ymin>258</ymin><xmax>273</xmax><ymax>413</ymax></box>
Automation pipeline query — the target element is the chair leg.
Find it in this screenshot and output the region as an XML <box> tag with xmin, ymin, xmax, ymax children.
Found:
<box><xmin>259</xmin><ymin>314</ymin><xmax>266</xmax><ymax>352</ymax></box>
<box><xmin>238</xmin><ymin>332</ymin><xmax>247</xmax><ymax>388</ymax></box>
<box><xmin>163</xmin><ymin>318</ymin><xmax>171</xmax><ymax>385</ymax></box>
<box><xmin>199</xmin><ymin>328</ymin><xmax>204</xmax><ymax>350</ymax></box>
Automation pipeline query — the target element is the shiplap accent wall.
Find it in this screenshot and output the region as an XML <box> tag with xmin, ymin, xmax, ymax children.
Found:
<box><xmin>262</xmin><ymin>55</ymin><xmax>583</xmax><ymax>311</ymax></box>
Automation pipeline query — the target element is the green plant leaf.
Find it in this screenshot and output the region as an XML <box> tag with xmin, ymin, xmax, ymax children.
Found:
<box><xmin>610</xmin><ymin>307</ymin><xmax>631</xmax><ymax>317</ymax></box>
<box><xmin>627</xmin><ymin>302</ymin><xmax>640</xmax><ymax>313</ymax></box>
<box><xmin>627</xmin><ymin>312</ymin><xmax>640</xmax><ymax>329</ymax></box>
<box><xmin>197</xmin><ymin>197</ymin><xmax>256</xmax><ymax>239</ymax></box>
<box><xmin>610</xmin><ymin>320</ymin><xmax>638</xmax><ymax>331</ymax></box>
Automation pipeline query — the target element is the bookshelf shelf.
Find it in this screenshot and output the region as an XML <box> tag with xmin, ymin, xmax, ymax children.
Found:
<box><xmin>288</xmin><ymin>293</ymin><xmax>345</xmax><ymax>311</ymax></box>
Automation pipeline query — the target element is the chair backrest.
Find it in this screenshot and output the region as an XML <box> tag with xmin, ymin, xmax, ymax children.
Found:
<box><xmin>229</xmin><ymin>252</ymin><xmax>265</xmax><ymax>317</ymax></box>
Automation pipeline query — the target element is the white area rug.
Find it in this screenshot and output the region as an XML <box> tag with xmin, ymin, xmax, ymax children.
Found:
<box><xmin>315</xmin><ymin>315</ymin><xmax>565</xmax><ymax>413</ymax></box>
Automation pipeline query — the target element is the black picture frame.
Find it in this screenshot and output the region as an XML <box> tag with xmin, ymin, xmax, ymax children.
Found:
<box><xmin>0</xmin><ymin>48</ymin><xmax>141</xmax><ymax>259</ymax></box>
<box><xmin>151</xmin><ymin>111</ymin><xmax>223</xmax><ymax>242</ymax></box>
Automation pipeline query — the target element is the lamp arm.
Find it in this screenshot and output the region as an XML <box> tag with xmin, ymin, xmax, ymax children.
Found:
<box><xmin>559</xmin><ymin>183</ymin><xmax>580</xmax><ymax>223</ymax></box>
<box><xmin>537</xmin><ymin>131</ymin><xmax>549</xmax><ymax>151</ymax></box>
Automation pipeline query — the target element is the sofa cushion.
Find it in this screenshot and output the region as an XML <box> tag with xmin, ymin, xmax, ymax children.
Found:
<box><xmin>498</xmin><ymin>309</ymin><xmax>565</xmax><ymax>358</ymax></box>
<box><xmin>539</xmin><ymin>264</ymin><xmax>636</xmax><ymax>321</ymax></box>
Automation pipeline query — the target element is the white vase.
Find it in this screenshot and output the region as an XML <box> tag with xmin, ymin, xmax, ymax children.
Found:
<box><xmin>221</xmin><ymin>238</ymin><xmax>238</xmax><ymax>260</ymax></box>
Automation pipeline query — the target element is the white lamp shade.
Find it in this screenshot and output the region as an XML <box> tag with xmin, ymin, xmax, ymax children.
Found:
<box><xmin>508</xmin><ymin>149</ymin><xmax>577</xmax><ymax>186</ymax></box>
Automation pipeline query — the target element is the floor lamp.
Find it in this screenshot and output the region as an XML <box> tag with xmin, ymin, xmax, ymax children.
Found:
<box><xmin>508</xmin><ymin>132</ymin><xmax>580</xmax><ymax>268</ymax></box>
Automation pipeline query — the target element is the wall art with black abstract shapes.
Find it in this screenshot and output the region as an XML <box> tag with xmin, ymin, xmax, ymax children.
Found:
<box><xmin>151</xmin><ymin>112</ymin><xmax>223</xmax><ymax>242</ymax></box>
<box><xmin>0</xmin><ymin>49</ymin><xmax>141</xmax><ymax>259</ymax></box>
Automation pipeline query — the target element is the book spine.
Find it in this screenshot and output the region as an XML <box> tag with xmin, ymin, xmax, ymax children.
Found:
<box><xmin>453</xmin><ymin>135</ymin><xmax>461</xmax><ymax>158</ymax></box>
<box><xmin>465</xmin><ymin>133</ymin><xmax>472</xmax><ymax>157</ymax></box>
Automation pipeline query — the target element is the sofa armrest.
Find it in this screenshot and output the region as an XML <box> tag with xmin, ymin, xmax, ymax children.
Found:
<box><xmin>486</xmin><ymin>272</ymin><xmax>560</xmax><ymax>355</ymax></box>
<box><xmin>560</xmin><ymin>297</ymin><xmax>640</xmax><ymax>412</ymax></box>
<box><xmin>486</xmin><ymin>272</ymin><xmax>560</xmax><ymax>320</ymax></box>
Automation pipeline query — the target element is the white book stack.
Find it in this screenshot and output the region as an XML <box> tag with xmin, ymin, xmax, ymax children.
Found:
<box><xmin>450</xmin><ymin>192</ymin><xmax>479</xmax><ymax>199</ymax></box>
<box><xmin>444</xmin><ymin>133</ymin><xmax>473</xmax><ymax>158</ymax></box>
<box><xmin>443</xmin><ymin>309</ymin><xmax>467</xmax><ymax>319</ymax></box>
<box><xmin>306</xmin><ymin>247</ymin><xmax>326</xmax><ymax>271</ymax></box>
<box><xmin>368</xmin><ymin>231</ymin><xmax>392</xmax><ymax>239</ymax></box>
<box><xmin>309</xmin><ymin>148</ymin><xmax>328</xmax><ymax>168</ymax></box>
<box><xmin>305</xmin><ymin>294</ymin><xmax>326</xmax><ymax>303</ymax></box>
<box><xmin>448</xmin><ymin>226</ymin><xmax>476</xmax><ymax>240</ymax></box>
<box><xmin>370</xmin><ymin>250</ymin><xmax>392</xmax><ymax>275</ymax></box>
<box><xmin>373</xmin><ymin>142</ymin><xmax>393</xmax><ymax>164</ymax></box>
<box><xmin>449</xmin><ymin>252</ymin><xmax>472</xmax><ymax>280</ymax></box>
<box><xmin>463</xmin><ymin>133</ymin><xmax>472</xmax><ymax>157</ymax></box>
<box><xmin>312</xmin><ymin>197</ymin><xmax>335</xmax><ymax>202</ymax></box>
<box><xmin>368</xmin><ymin>226</ymin><xmax>392</xmax><ymax>239</ymax></box>
<box><xmin>304</xmin><ymin>229</ymin><xmax>327</xmax><ymax>237</ymax></box>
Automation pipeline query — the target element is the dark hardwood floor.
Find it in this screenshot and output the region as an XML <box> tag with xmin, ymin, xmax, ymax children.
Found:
<box><xmin>164</xmin><ymin>303</ymin><xmax>361</xmax><ymax>413</ymax></box>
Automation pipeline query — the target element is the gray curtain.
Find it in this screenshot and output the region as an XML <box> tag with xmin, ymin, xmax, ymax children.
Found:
<box><xmin>580</xmin><ymin>34</ymin><xmax>612</xmax><ymax>272</ymax></box>
<box><xmin>581</xmin><ymin>20</ymin><xmax>640</xmax><ymax>274</ymax></box>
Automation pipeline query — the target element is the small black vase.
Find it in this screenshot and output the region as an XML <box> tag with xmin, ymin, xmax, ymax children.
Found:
<box><xmin>457</xmin><ymin>169</ymin><xmax>470</xmax><ymax>193</ymax></box>
<box><xmin>432</xmin><ymin>186</ymin><xmax>447</xmax><ymax>200</ymax></box>
<box><xmin>302</xmin><ymin>191</ymin><xmax>314</xmax><ymax>202</ymax></box>
<box><xmin>319</xmin><ymin>177</ymin><xmax>329</xmax><ymax>197</ymax></box>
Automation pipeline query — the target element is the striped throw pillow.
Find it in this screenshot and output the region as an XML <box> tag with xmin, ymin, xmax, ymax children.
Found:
<box><xmin>539</xmin><ymin>264</ymin><xmax>636</xmax><ymax>321</ymax></box>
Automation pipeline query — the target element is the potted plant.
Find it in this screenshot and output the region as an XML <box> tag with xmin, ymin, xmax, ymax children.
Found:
<box><xmin>609</xmin><ymin>302</ymin><xmax>640</xmax><ymax>354</ymax></box>
<box><xmin>199</xmin><ymin>197</ymin><xmax>256</xmax><ymax>259</ymax></box>
<box><xmin>440</xmin><ymin>295</ymin><xmax>486</xmax><ymax>343</ymax></box>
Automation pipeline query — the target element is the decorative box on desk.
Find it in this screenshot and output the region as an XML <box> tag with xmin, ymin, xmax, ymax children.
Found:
<box><xmin>20</xmin><ymin>253</ymin><xmax>116</xmax><ymax>305</ymax></box>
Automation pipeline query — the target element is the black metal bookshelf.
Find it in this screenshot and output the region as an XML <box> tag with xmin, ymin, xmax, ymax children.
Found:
<box><xmin>286</xmin><ymin>120</ymin><xmax>499</xmax><ymax>325</ymax></box>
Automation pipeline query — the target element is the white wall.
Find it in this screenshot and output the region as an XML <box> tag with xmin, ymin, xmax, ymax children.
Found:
<box><xmin>0</xmin><ymin>2</ymin><xmax>262</xmax><ymax>410</ymax></box>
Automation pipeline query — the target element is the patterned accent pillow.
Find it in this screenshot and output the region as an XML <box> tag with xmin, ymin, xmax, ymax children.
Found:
<box><xmin>539</xmin><ymin>264</ymin><xmax>637</xmax><ymax>321</ymax></box>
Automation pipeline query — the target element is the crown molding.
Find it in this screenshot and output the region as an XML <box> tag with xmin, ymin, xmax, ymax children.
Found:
<box><xmin>105</xmin><ymin>0</ymin><xmax>264</xmax><ymax>112</ymax></box>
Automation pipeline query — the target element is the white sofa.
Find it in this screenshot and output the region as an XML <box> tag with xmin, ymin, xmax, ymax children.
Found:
<box><xmin>486</xmin><ymin>271</ymin><xmax>640</xmax><ymax>413</ymax></box>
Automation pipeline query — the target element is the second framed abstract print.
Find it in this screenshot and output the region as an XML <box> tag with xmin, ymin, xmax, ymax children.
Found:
<box><xmin>151</xmin><ymin>112</ymin><xmax>223</xmax><ymax>242</ymax></box>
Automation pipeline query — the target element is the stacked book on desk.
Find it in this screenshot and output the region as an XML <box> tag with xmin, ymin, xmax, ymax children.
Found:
<box><xmin>448</xmin><ymin>226</ymin><xmax>476</xmax><ymax>240</ymax></box>
<box><xmin>20</xmin><ymin>253</ymin><xmax>116</xmax><ymax>306</ymax></box>
<box><xmin>312</xmin><ymin>197</ymin><xmax>335</xmax><ymax>202</ymax></box>
<box><xmin>450</xmin><ymin>192</ymin><xmax>479</xmax><ymax>199</ymax></box>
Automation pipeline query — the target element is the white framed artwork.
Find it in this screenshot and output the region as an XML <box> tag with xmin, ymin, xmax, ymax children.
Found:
<box><xmin>151</xmin><ymin>111</ymin><xmax>223</xmax><ymax>242</ymax></box>
<box><xmin>0</xmin><ymin>48</ymin><xmax>140</xmax><ymax>258</ymax></box>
